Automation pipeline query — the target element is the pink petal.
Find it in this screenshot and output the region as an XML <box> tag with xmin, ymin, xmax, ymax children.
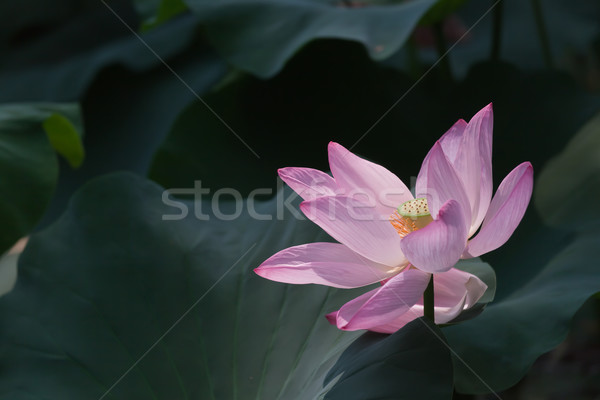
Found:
<box><xmin>358</xmin><ymin>307</ymin><xmax>418</xmax><ymax>334</ymax></box>
<box><xmin>438</xmin><ymin>119</ymin><xmax>468</xmax><ymax>163</ymax></box>
<box><xmin>330</xmin><ymin>268</ymin><xmax>431</xmax><ymax>331</ymax></box>
<box><xmin>465</xmin><ymin>162</ymin><xmax>533</xmax><ymax>257</ymax></box>
<box><xmin>469</xmin><ymin>104</ymin><xmax>494</xmax><ymax>234</ymax></box>
<box><xmin>365</xmin><ymin>268</ymin><xmax>487</xmax><ymax>333</ymax></box>
<box><xmin>433</xmin><ymin>267</ymin><xmax>487</xmax><ymax>312</ymax></box>
<box><xmin>415</xmin><ymin>141</ymin><xmax>471</xmax><ymax>228</ymax></box>
<box><xmin>439</xmin><ymin>105</ymin><xmax>494</xmax><ymax>236</ymax></box>
<box><xmin>325</xmin><ymin>310</ymin><xmax>338</xmax><ymax>326</ymax></box>
<box><xmin>326</xmin><ymin>289</ymin><xmax>378</xmax><ymax>329</ymax></box>
<box><xmin>300</xmin><ymin>195</ymin><xmax>406</xmax><ymax>266</ymax></box>
<box><xmin>327</xmin><ymin>142</ymin><xmax>413</xmax><ymax>216</ymax></box>
<box><xmin>450</xmin><ymin>107</ymin><xmax>487</xmax><ymax>233</ymax></box>
<box><xmin>400</xmin><ymin>200</ymin><xmax>467</xmax><ymax>273</ymax></box>
<box><xmin>278</xmin><ymin>167</ymin><xmax>339</xmax><ymax>201</ymax></box>
<box><xmin>254</xmin><ymin>242</ymin><xmax>394</xmax><ymax>288</ymax></box>
<box><xmin>365</xmin><ymin>301</ymin><xmax>463</xmax><ymax>333</ymax></box>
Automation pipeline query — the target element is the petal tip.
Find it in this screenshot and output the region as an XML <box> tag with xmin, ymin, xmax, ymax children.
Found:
<box><xmin>471</xmin><ymin>103</ymin><xmax>494</xmax><ymax>121</ymax></box>
<box><xmin>277</xmin><ymin>167</ymin><xmax>289</xmax><ymax>179</ymax></box>
<box><xmin>298</xmin><ymin>200</ymin><xmax>315</xmax><ymax>219</ymax></box>
<box><xmin>325</xmin><ymin>311</ymin><xmax>338</xmax><ymax>326</ymax></box>
<box><xmin>431</xmin><ymin>140</ymin><xmax>444</xmax><ymax>151</ymax></box>
<box><xmin>299</xmin><ymin>200</ymin><xmax>309</xmax><ymax>211</ymax></box>
<box><xmin>328</xmin><ymin>141</ymin><xmax>341</xmax><ymax>150</ymax></box>
<box><xmin>328</xmin><ymin>141</ymin><xmax>353</xmax><ymax>155</ymax></box>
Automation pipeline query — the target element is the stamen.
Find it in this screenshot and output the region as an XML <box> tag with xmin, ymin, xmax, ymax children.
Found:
<box><xmin>390</xmin><ymin>211</ymin><xmax>416</xmax><ymax>238</ymax></box>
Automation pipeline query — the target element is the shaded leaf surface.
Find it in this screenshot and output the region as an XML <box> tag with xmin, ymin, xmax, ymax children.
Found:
<box><xmin>0</xmin><ymin>103</ymin><xmax>83</xmax><ymax>254</ymax></box>
<box><xmin>134</xmin><ymin>0</ymin><xmax>189</xmax><ymax>31</ymax></box>
<box><xmin>0</xmin><ymin>10</ymin><xmax>200</xmax><ymax>102</ymax></box>
<box><xmin>0</xmin><ymin>173</ymin><xmax>452</xmax><ymax>399</ymax></box>
<box><xmin>325</xmin><ymin>318</ymin><xmax>452</xmax><ymax>400</ymax></box>
<box><xmin>184</xmin><ymin>0</ymin><xmax>437</xmax><ymax>77</ymax></box>
<box><xmin>446</xmin><ymin>229</ymin><xmax>600</xmax><ymax>394</ymax></box>
<box><xmin>0</xmin><ymin>3</ymin><xmax>228</xmax><ymax>226</ymax></box>
<box><xmin>534</xmin><ymin>111</ymin><xmax>600</xmax><ymax>232</ymax></box>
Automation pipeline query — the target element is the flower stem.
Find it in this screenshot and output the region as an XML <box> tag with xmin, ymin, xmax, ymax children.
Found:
<box><xmin>531</xmin><ymin>0</ymin><xmax>554</xmax><ymax>68</ymax></box>
<box><xmin>423</xmin><ymin>274</ymin><xmax>435</xmax><ymax>322</ymax></box>
<box><xmin>490</xmin><ymin>0</ymin><xmax>504</xmax><ymax>62</ymax></box>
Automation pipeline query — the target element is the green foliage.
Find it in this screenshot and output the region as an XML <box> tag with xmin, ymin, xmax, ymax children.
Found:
<box><xmin>0</xmin><ymin>250</ymin><xmax>18</xmax><ymax>296</ymax></box>
<box><xmin>3</xmin><ymin>1</ymin><xmax>600</xmax><ymax>397</ymax></box>
<box><xmin>325</xmin><ymin>318</ymin><xmax>452</xmax><ymax>400</ymax></box>
<box><xmin>43</xmin><ymin>113</ymin><xmax>85</xmax><ymax>168</ymax></box>
<box><xmin>183</xmin><ymin>0</ymin><xmax>438</xmax><ymax>77</ymax></box>
<box><xmin>419</xmin><ymin>0</ymin><xmax>468</xmax><ymax>26</ymax></box>
<box><xmin>535</xmin><ymin>111</ymin><xmax>600</xmax><ymax>231</ymax></box>
<box><xmin>134</xmin><ymin>0</ymin><xmax>188</xmax><ymax>31</ymax></box>
<box><xmin>0</xmin><ymin>5</ymin><xmax>227</xmax><ymax>222</ymax></box>
<box><xmin>0</xmin><ymin>174</ymin><xmax>452</xmax><ymax>399</ymax></box>
<box><xmin>0</xmin><ymin>7</ymin><xmax>202</xmax><ymax>102</ymax></box>
<box><xmin>0</xmin><ymin>103</ymin><xmax>84</xmax><ymax>254</ymax></box>
<box><xmin>446</xmin><ymin>228</ymin><xmax>600</xmax><ymax>393</ymax></box>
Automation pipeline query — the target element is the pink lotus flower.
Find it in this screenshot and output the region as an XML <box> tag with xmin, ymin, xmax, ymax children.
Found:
<box><xmin>255</xmin><ymin>104</ymin><xmax>533</xmax><ymax>333</ymax></box>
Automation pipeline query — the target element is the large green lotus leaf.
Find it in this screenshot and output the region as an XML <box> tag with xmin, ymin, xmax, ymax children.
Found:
<box><xmin>0</xmin><ymin>103</ymin><xmax>83</xmax><ymax>255</ymax></box>
<box><xmin>324</xmin><ymin>318</ymin><xmax>452</xmax><ymax>400</ymax></box>
<box><xmin>0</xmin><ymin>5</ymin><xmax>200</xmax><ymax>102</ymax></box>
<box><xmin>183</xmin><ymin>0</ymin><xmax>437</xmax><ymax>77</ymax></box>
<box><xmin>534</xmin><ymin>111</ymin><xmax>600</xmax><ymax>231</ymax></box>
<box><xmin>0</xmin><ymin>173</ymin><xmax>453</xmax><ymax>399</ymax></box>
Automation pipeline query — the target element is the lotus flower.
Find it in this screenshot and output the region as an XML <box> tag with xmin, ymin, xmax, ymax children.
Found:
<box><xmin>255</xmin><ymin>104</ymin><xmax>533</xmax><ymax>333</ymax></box>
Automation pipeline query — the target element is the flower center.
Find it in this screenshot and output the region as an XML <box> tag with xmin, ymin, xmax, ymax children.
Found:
<box><xmin>389</xmin><ymin>198</ymin><xmax>433</xmax><ymax>238</ymax></box>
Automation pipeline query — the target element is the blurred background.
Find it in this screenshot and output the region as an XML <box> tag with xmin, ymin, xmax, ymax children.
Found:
<box><xmin>1</xmin><ymin>0</ymin><xmax>599</xmax><ymax>398</ymax></box>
